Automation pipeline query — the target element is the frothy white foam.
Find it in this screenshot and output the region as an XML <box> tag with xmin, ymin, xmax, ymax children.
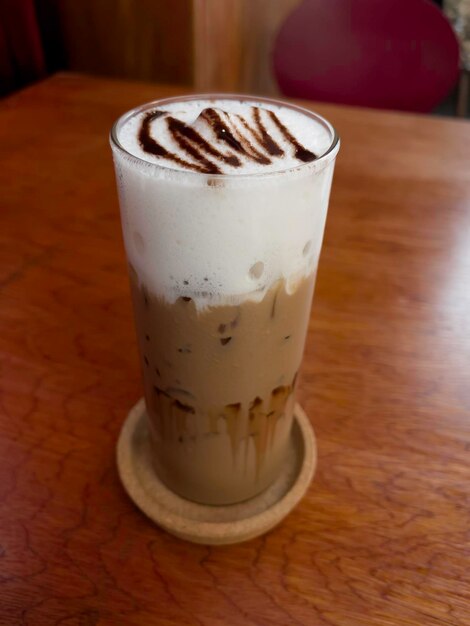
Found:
<box><xmin>117</xmin><ymin>98</ymin><xmax>333</xmax><ymax>175</ymax></box>
<box><xmin>111</xmin><ymin>97</ymin><xmax>338</xmax><ymax>309</ymax></box>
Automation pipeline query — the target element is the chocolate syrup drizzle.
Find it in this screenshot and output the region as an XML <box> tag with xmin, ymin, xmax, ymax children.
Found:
<box><xmin>138</xmin><ymin>106</ymin><xmax>317</xmax><ymax>174</ymax></box>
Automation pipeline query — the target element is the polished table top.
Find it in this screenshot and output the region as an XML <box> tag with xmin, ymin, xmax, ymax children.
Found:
<box><xmin>1</xmin><ymin>74</ymin><xmax>469</xmax><ymax>626</ymax></box>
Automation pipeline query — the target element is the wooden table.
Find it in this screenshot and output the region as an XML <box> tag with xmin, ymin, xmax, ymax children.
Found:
<box><xmin>1</xmin><ymin>73</ymin><xmax>469</xmax><ymax>626</ymax></box>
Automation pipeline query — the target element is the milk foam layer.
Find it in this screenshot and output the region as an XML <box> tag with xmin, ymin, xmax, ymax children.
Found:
<box><xmin>118</xmin><ymin>98</ymin><xmax>333</xmax><ymax>175</ymax></box>
<box><xmin>112</xmin><ymin>97</ymin><xmax>338</xmax><ymax>309</ymax></box>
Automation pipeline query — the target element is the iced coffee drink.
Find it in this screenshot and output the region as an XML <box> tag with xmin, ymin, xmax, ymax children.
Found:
<box><xmin>111</xmin><ymin>96</ymin><xmax>339</xmax><ymax>504</ymax></box>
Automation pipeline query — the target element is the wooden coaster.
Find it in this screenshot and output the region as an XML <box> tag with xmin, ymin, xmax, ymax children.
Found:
<box><xmin>117</xmin><ymin>398</ymin><xmax>317</xmax><ymax>545</ymax></box>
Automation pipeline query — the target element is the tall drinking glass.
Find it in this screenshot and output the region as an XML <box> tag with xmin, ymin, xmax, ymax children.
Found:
<box><xmin>111</xmin><ymin>95</ymin><xmax>339</xmax><ymax>504</ymax></box>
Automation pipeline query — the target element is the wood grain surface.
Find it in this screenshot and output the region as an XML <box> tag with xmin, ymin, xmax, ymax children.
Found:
<box><xmin>193</xmin><ymin>0</ymin><xmax>301</xmax><ymax>93</ymax></box>
<box><xmin>39</xmin><ymin>0</ymin><xmax>193</xmax><ymax>85</ymax></box>
<box><xmin>1</xmin><ymin>73</ymin><xmax>469</xmax><ymax>625</ymax></box>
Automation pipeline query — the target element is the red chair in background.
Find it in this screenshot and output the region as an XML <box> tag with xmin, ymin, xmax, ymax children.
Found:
<box><xmin>273</xmin><ymin>0</ymin><xmax>460</xmax><ymax>112</ymax></box>
<box><xmin>0</xmin><ymin>0</ymin><xmax>45</xmax><ymax>96</ymax></box>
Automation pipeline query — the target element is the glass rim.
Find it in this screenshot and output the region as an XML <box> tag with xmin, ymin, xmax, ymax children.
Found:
<box><xmin>110</xmin><ymin>93</ymin><xmax>340</xmax><ymax>181</ymax></box>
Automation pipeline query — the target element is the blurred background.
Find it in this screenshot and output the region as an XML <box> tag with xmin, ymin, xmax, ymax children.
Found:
<box><xmin>1</xmin><ymin>0</ymin><xmax>469</xmax><ymax>116</ymax></box>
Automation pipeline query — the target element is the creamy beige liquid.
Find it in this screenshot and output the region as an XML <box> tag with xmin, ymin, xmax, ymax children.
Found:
<box><xmin>129</xmin><ymin>266</ymin><xmax>315</xmax><ymax>504</ymax></box>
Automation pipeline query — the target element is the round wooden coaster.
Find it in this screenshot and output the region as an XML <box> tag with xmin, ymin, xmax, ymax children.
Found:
<box><xmin>117</xmin><ymin>398</ymin><xmax>317</xmax><ymax>545</ymax></box>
